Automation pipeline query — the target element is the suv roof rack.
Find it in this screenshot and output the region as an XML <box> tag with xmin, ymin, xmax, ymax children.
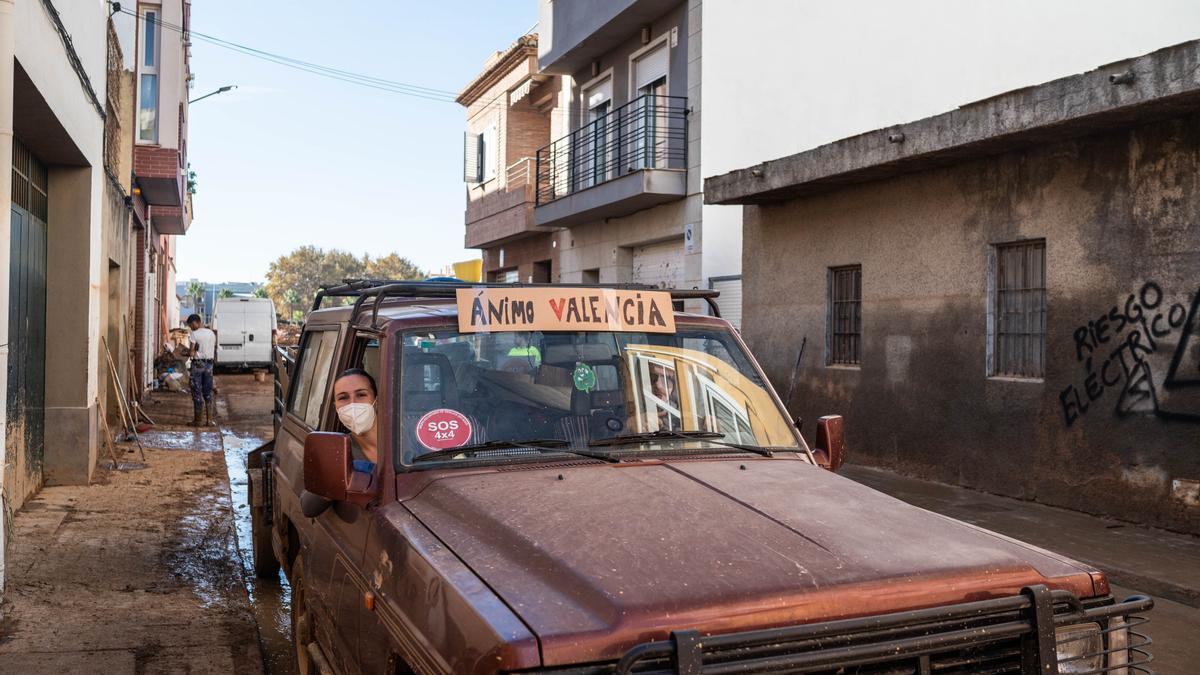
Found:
<box><xmin>311</xmin><ymin>278</ymin><xmax>722</xmax><ymax>329</ymax></box>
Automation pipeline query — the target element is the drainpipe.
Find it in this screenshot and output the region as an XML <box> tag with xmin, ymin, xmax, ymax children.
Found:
<box><xmin>0</xmin><ymin>0</ymin><xmax>17</xmax><ymax>600</ymax></box>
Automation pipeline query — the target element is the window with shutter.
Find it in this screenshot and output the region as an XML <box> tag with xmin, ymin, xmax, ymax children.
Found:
<box><xmin>989</xmin><ymin>240</ymin><xmax>1046</xmax><ymax>378</ymax></box>
<box><xmin>463</xmin><ymin>132</ymin><xmax>482</xmax><ymax>183</ymax></box>
<box><xmin>827</xmin><ymin>266</ymin><xmax>862</xmax><ymax>366</ymax></box>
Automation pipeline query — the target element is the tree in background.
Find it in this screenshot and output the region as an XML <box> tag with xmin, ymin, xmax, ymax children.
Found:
<box><xmin>365</xmin><ymin>253</ymin><xmax>424</xmax><ymax>281</ymax></box>
<box><xmin>186</xmin><ymin>279</ymin><xmax>206</xmax><ymax>317</ymax></box>
<box><xmin>283</xmin><ymin>289</ymin><xmax>301</xmax><ymax>322</ymax></box>
<box><xmin>217</xmin><ymin>288</ymin><xmax>234</xmax><ymax>299</ymax></box>
<box><xmin>252</xmin><ymin>286</ymin><xmax>268</xmax><ymax>298</ymax></box>
<box><xmin>264</xmin><ymin>246</ymin><xmax>425</xmax><ymax>320</ymax></box>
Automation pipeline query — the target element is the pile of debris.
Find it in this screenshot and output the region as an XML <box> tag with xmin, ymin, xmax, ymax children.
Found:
<box><xmin>154</xmin><ymin>330</ymin><xmax>193</xmax><ymax>392</ymax></box>
<box><xmin>276</xmin><ymin>323</ymin><xmax>302</xmax><ymax>346</ymax></box>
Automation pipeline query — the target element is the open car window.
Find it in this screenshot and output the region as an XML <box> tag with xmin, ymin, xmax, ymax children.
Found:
<box><xmin>397</xmin><ymin>327</ymin><xmax>799</xmax><ymax>464</ymax></box>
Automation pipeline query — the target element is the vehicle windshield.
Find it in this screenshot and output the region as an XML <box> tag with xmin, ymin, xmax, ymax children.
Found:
<box><xmin>397</xmin><ymin>326</ymin><xmax>801</xmax><ymax>464</ymax></box>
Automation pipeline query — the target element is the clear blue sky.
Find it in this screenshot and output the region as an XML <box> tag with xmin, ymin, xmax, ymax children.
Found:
<box><xmin>175</xmin><ymin>1</ymin><xmax>537</xmax><ymax>283</ymax></box>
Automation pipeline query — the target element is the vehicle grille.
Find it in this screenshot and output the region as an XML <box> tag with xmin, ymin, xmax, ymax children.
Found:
<box><xmin>608</xmin><ymin>585</ymin><xmax>1153</xmax><ymax>675</ymax></box>
<box><xmin>622</xmin><ymin>637</ymin><xmax>1026</xmax><ymax>674</ymax></box>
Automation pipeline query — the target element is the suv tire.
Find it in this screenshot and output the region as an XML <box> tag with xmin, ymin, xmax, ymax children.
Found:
<box><xmin>291</xmin><ymin>556</ymin><xmax>315</xmax><ymax>675</ymax></box>
<box><xmin>248</xmin><ymin>475</ymin><xmax>280</xmax><ymax>578</ymax></box>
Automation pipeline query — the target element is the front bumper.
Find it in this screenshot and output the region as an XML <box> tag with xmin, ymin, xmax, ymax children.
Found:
<box><xmin>520</xmin><ymin>585</ymin><xmax>1154</xmax><ymax>674</ymax></box>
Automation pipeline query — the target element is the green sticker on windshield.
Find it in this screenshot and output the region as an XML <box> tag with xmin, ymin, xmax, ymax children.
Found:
<box><xmin>573</xmin><ymin>362</ymin><xmax>596</xmax><ymax>392</ymax></box>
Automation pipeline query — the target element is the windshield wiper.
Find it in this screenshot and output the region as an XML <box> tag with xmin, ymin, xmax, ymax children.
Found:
<box><xmin>589</xmin><ymin>430</ymin><xmax>775</xmax><ymax>458</ymax></box>
<box><xmin>414</xmin><ymin>438</ymin><xmax>619</xmax><ymax>463</ymax></box>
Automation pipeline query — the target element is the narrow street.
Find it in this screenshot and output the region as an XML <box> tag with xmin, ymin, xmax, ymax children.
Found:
<box><xmin>0</xmin><ymin>374</ymin><xmax>294</xmax><ymax>673</ymax></box>
<box><xmin>2</xmin><ymin>373</ymin><xmax>1197</xmax><ymax>673</ymax></box>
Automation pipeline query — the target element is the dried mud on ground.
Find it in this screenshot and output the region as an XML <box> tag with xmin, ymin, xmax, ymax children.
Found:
<box><xmin>0</xmin><ymin>386</ymin><xmax>264</xmax><ymax>674</ymax></box>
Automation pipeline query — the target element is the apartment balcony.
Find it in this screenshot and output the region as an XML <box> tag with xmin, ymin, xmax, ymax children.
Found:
<box><xmin>134</xmin><ymin>145</ymin><xmax>188</xmax><ymax>235</ymax></box>
<box><xmin>534</xmin><ymin>94</ymin><xmax>687</xmax><ymax>228</ymax></box>
<box><xmin>538</xmin><ymin>0</ymin><xmax>680</xmax><ymax>74</ymax></box>
<box><xmin>133</xmin><ymin>145</ymin><xmax>189</xmax><ymax>234</ymax></box>
<box><xmin>465</xmin><ymin>158</ymin><xmax>557</xmax><ymax>248</ymax></box>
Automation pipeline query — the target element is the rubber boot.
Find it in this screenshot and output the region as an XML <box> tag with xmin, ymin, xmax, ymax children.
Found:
<box><xmin>206</xmin><ymin>401</ymin><xmax>217</xmax><ymax>427</ymax></box>
<box><xmin>190</xmin><ymin>403</ymin><xmax>203</xmax><ymax>427</ymax></box>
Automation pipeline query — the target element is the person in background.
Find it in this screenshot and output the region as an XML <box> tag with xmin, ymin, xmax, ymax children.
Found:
<box><xmin>186</xmin><ymin>313</ymin><xmax>217</xmax><ymax>427</ymax></box>
<box><xmin>333</xmin><ymin>368</ymin><xmax>379</xmax><ymax>472</ymax></box>
<box><xmin>503</xmin><ymin>333</ymin><xmax>542</xmax><ymax>373</ymax></box>
<box><xmin>649</xmin><ymin>362</ymin><xmax>680</xmax><ymax>430</ymax></box>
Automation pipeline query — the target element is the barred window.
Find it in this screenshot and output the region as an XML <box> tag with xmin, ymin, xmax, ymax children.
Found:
<box><xmin>828</xmin><ymin>265</ymin><xmax>862</xmax><ymax>365</ymax></box>
<box><xmin>992</xmin><ymin>240</ymin><xmax>1046</xmax><ymax>378</ymax></box>
<box><xmin>13</xmin><ymin>140</ymin><xmax>48</xmax><ymax>221</ymax></box>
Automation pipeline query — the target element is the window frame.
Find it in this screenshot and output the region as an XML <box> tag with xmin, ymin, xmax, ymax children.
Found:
<box><xmin>286</xmin><ymin>329</ymin><xmax>340</xmax><ymax>430</ymax></box>
<box><xmin>632</xmin><ymin>354</ymin><xmax>683</xmax><ymax>432</ymax></box>
<box><xmin>988</xmin><ymin>239</ymin><xmax>1047</xmax><ymax>380</ymax></box>
<box><xmin>578</xmin><ymin>69</ymin><xmax>614</xmax><ymax>190</ymax></box>
<box><xmin>627</xmin><ymin>34</ymin><xmax>671</xmax><ymax>101</ymax></box>
<box><xmin>137</xmin><ymin>5</ymin><xmax>161</xmax><ymax>144</ymax></box>
<box><xmin>826</xmin><ymin>265</ymin><xmax>862</xmax><ymax>367</ymax></box>
<box><xmin>480</xmin><ymin>120</ymin><xmax>497</xmax><ymax>182</ymax></box>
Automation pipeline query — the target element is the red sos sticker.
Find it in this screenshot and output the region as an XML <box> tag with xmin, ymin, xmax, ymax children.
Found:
<box><xmin>415</xmin><ymin>409</ymin><xmax>472</xmax><ymax>450</ymax></box>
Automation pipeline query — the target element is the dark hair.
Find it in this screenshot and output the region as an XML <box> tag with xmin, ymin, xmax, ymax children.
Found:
<box><xmin>186</xmin><ymin>314</ymin><xmax>202</xmax><ymax>325</ymax></box>
<box><xmin>335</xmin><ymin>368</ymin><xmax>377</xmax><ymax>396</ymax></box>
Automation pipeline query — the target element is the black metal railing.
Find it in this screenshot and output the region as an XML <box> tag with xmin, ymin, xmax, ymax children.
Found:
<box><xmin>535</xmin><ymin>94</ymin><xmax>688</xmax><ymax>206</ymax></box>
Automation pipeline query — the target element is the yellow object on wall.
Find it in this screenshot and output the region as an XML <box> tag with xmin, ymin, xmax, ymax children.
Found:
<box><xmin>452</xmin><ymin>259</ymin><xmax>483</xmax><ymax>282</ymax></box>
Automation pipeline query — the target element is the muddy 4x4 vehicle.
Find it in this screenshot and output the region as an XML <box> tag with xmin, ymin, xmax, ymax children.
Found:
<box><xmin>249</xmin><ymin>280</ymin><xmax>1153</xmax><ymax>675</ymax></box>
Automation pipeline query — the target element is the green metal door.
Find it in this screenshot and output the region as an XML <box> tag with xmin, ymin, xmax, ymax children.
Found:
<box><xmin>8</xmin><ymin>141</ymin><xmax>48</xmax><ymax>481</ymax></box>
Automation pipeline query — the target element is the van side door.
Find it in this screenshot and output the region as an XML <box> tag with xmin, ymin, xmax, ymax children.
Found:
<box><xmin>215</xmin><ymin>301</ymin><xmax>247</xmax><ymax>366</ymax></box>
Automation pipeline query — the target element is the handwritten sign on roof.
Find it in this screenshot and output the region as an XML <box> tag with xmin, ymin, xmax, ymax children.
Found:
<box><xmin>456</xmin><ymin>288</ymin><xmax>676</xmax><ymax>334</ymax></box>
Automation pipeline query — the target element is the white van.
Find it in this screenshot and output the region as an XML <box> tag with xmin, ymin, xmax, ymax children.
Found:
<box><xmin>212</xmin><ymin>297</ymin><xmax>277</xmax><ymax>370</ymax></box>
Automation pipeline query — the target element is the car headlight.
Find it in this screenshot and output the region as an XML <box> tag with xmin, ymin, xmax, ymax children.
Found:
<box><xmin>1056</xmin><ymin>623</ymin><xmax>1103</xmax><ymax>673</ymax></box>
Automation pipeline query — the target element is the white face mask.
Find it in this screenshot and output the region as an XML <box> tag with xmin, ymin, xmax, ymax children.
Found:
<box><xmin>337</xmin><ymin>402</ymin><xmax>376</xmax><ymax>435</ymax></box>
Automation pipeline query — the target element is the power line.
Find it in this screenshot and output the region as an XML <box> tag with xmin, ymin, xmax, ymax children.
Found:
<box><xmin>119</xmin><ymin>7</ymin><xmax>460</xmax><ymax>102</ymax></box>
<box><xmin>118</xmin><ymin>5</ymin><xmax>575</xmax><ymax>120</ymax></box>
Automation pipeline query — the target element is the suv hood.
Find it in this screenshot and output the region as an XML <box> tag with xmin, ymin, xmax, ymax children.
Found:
<box><xmin>405</xmin><ymin>459</ymin><xmax>1098</xmax><ymax>666</ymax></box>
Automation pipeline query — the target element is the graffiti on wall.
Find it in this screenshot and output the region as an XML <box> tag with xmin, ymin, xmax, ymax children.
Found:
<box><xmin>1060</xmin><ymin>282</ymin><xmax>1200</xmax><ymax>425</ymax></box>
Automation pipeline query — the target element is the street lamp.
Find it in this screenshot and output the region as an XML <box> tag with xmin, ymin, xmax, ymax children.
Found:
<box><xmin>189</xmin><ymin>85</ymin><xmax>237</xmax><ymax>104</ymax></box>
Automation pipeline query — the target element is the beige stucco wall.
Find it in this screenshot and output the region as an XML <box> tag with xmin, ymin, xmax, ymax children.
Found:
<box><xmin>742</xmin><ymin>113</ymin><xmax>1200</xmax><ymax>533</ymax></box>
<box><xmin>9</xmin><ymin>0</ymin><xmax>109</xmax><ymax>496</ymax></box>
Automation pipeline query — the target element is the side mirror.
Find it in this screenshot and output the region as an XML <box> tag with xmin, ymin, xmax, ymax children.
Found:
<box><xmin>811</xmin><ymin>415</ymin><xmax>845</xmax><ymax>472</ymax></box>
<box><xmin>303</xmin><ymin>432</ymin><xmax>375</xmax><ymax>507</ymax></box>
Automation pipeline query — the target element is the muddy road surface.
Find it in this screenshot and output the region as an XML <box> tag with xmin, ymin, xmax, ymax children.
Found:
<box><xmin>0</xmin><ymin>380</ymin><xmax>264</xmax><ymax>673</ymax></box>
<box><xmin>215</xmin><ymin>373</ymin><xmax>296</xmax><ymax>675</ymax></box>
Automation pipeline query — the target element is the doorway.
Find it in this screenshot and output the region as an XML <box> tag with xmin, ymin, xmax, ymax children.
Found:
<box><xmin>8</xmin><ymin>140</ymin><xmax>49</xmax><ymax>493</ymax></box>
<box><xmin>106</xmin><ymin>262</ymin><xmax>123</xmax><ymax>425</ymax></box>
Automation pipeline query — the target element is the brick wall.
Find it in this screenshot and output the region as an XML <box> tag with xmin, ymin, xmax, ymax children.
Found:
<box><xmin>132</xmin><ymin>146</ymin><xmax>181</xmax><ymax>178</ymax></box>
<box><xmin>482</xmin><ymin>233</ymin><xmax>556</xmax><ymax>282</ymax></box>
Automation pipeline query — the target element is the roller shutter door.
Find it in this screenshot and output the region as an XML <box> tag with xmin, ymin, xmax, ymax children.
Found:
<box><xmin>632</xmin><ymin>239</ymin><xmax>683</xmax><ymax>289</ymax></box>
<box><xmin>710</xmin><ymin>277</ymin><xmax>742</xmax><ymax>329</ymax></box>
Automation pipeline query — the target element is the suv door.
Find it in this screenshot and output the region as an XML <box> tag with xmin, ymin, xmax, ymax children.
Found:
<box><xmin>340</xmin><ymin>334</ymin><xmax>395</xmax><ymax>672</ymax></box>
<box><xmin>280</xmin><ymin>327</ymin><xmax>362</xmax><ymax>670</ymax></box>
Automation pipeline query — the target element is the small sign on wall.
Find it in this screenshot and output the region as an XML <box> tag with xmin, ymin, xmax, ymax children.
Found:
<box><xmin>684</xmin><ymin>223</ymin><xmax>695</xmax><ymax>254</ymax></box>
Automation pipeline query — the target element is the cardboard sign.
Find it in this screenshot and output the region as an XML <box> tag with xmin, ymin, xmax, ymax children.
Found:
<box><xmin>456</xmin><ymin>287</ymin><xmax>676</xmax><ymax>334</ymax></box>
<box><xmin>416</xmin><ymin>409</ymin><xmax>472</xmax><ymax>450</ymax></box>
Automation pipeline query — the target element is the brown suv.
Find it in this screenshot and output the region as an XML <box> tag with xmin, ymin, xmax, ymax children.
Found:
<box><xmin>248</xmin><ymin>280</ymin><xmax>1153</xmax><ymax>674</ymax></box>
